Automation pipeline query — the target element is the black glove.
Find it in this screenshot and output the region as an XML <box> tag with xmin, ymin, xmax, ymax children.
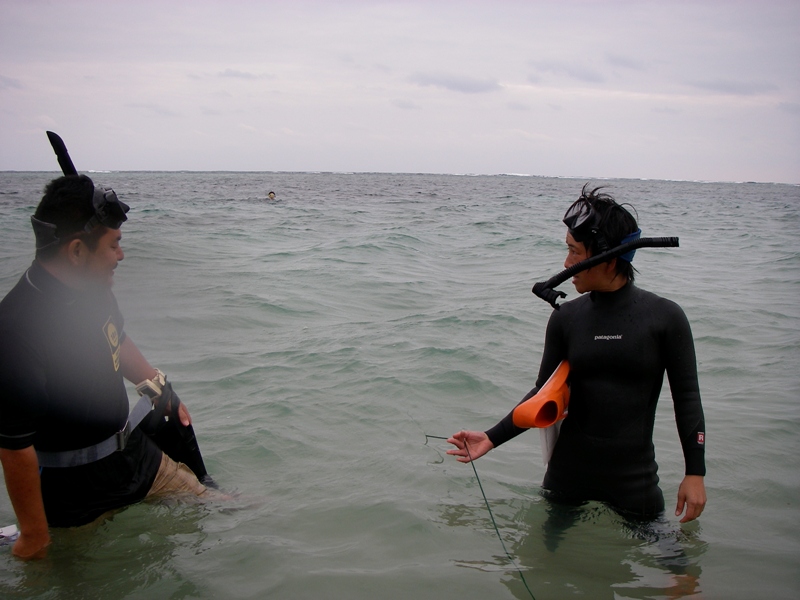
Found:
<box><xmin>139</xmin><ymin>381</ymin><xmax>178</xmax><ymax>433</ymax></box>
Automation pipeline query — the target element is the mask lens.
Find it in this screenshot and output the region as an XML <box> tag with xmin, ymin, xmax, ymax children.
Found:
<box><xmin>563</xmin><ymin>198</ymin><xmax>594</xmax><ymax>231</ymax></box>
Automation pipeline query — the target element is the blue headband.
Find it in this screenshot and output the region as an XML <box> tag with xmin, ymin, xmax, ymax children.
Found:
<box><xmin>618</xmin><ymin>229</ymin><xmax>641</xmax><ymax>263</ymax></box>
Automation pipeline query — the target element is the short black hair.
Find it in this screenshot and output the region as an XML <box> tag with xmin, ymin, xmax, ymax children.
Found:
<box><xmin>573</xmin><ymin>184</ymin><xmax>639</xmax><ymax>283</ymax></box>
<box><xmin>34</xmin><ymin>175</ymin><xmax>102</xmax><ymax>259</ymax></box>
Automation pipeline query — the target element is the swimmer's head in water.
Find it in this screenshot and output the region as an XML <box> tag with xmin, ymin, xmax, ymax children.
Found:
<box><xmin>563</xmin><ymin>184</ymin><xmax>639</xmax><ymax>280</ymax></box>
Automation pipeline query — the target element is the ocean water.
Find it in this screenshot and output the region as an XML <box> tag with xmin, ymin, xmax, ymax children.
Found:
<box><xmin>0</xmin><ymin>171</ymin><xmax>798</xmax><ymax>599</ymax></box>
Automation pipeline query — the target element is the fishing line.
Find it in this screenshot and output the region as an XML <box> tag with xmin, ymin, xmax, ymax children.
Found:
<box><xmin>426</xmin><ymin>434</ymin><xmax>537</xmax><ymax>600</ymax></box>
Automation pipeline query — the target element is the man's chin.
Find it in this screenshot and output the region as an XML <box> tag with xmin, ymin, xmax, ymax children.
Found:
<box><xmin>87</xmin><ymin>276</ymin><xmax>114</xmax><ymax>291</ymax></box>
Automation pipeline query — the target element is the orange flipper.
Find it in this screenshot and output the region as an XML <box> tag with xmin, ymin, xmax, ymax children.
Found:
<box><xmin>512</xmin><ymin>361</ymin><xmax>570</xmax><ymax>429</ymax></box>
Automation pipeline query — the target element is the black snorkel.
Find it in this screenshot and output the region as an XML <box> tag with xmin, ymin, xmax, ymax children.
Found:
<box><xmin>46</xmin><ymin>130</ymin><xmax>78</xmax><ymax>176</ymax></box>
<box><xmin>533</xmin><ymin>186</ymin><xmax>681</xmax><ymax>309</ymax></box>
<box><xmin>532</xmin><ymin>236</ymin><xmax>680</xmax><ymax>309</ymax></box>
<box><xmin>35</xmin><ymin>131</ymin><xmax>129</xmax><ymax>250</ymax></box>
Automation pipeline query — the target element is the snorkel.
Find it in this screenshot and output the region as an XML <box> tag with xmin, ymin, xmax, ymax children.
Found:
<box><xmin>46</xmin><ymin>131</ymin><xmax>78</xmax><ymax>177</ymax></box>
<box><xmin>532</xmin><ymin>188</ymin><xmax>679</xmax><ymax>309</ymax></box>
<box><xmin>34</xmin><ymin>131</ymin><xmax>129</xmax><ymax>250</ymax></box>
<box><xmin>532</xmin><ymin>236</ymin><xmax>679</xmax><ymax>308</ymax></box>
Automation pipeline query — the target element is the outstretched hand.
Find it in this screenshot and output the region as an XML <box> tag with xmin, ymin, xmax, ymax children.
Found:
<box><xmin>446</xmin><ymin>430</ymin><xmax>494</xmax><ymax>463</ymax></box>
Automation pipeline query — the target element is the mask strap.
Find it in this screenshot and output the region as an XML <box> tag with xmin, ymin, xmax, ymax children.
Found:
<box><xmin>30</xmin><ymin>216</ymin><xmax>60</xmax><ymax>250</ymax></box>
<box><xmin>618</xmin><ymin>229</ymin><xmax>642</xmax><ymax>263</ymax></box>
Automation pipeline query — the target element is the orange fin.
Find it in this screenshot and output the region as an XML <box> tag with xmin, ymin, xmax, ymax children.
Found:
<box><xmin>512</xmin><ymin>361</ymin><xmax>570</xmax><ymax>429</ymax></box>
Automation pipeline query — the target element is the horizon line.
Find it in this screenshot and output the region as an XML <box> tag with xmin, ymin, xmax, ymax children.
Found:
<box><xmin>0</xmin><ymin>169</ymin><xmax>796</xmax><ymax>187</ymax></box>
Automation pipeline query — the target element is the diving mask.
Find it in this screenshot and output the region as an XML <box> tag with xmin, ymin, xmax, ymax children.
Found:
<box><xmin>31</xmin><ymin>185</ymin><xmax>129</xmax><ymax>249</ymax></box>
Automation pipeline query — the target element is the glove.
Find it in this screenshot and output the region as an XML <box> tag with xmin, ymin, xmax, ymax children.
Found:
<box><xmin>139</xmin><ymin>381</ymin><xmax>179</xmax><ymax>434</ymax></box>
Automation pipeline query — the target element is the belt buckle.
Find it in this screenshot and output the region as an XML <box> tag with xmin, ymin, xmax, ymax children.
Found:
<box><xmin>116</xmin><ymin>421</ymin><xmax>131</xmax><ymax>451</ymax></box>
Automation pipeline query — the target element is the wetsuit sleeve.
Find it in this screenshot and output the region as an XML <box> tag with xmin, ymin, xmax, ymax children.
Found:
<box><xmin>109</xmin><ymin>291</ymin><xmax>126</xmax><ymax>345</ymax></box>
<box><xmin>485</xmin><ymin>311</ymin><xmax>567</xmax><ymax>448</ymax></box>
<box><xmin>0</xmin><ymin>333</ymin><xmax>44</xmax><ymax>450</ymax></box>
<box><xmin>663</xmin><ymin>301</ymin><xmax>706</xmax><ymax>476</ymax></box>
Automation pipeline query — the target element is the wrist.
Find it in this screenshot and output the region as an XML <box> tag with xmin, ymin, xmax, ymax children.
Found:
<box><xmin>21</xmin><ymin>525</ymin><xmax>50</xmax><ymax>539</ymax></box>
<box><xmin>14</xmin><ymin>529</ymin><xmax>51</xmax><ymax>560</ymax></box>
<box><xmin>135</xmin><ymin>368</ymin><xmax>167</xmax><ymax>398</ymax></box>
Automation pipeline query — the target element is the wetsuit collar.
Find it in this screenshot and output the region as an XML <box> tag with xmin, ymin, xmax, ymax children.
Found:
<box><xmin>589</xmin><ymin>279</ymin><xmax>634</xmax><ymax>306</ymax></box>
<box><xmin>25</xmin><ymin>260</ymin><xmax>79</xmax><ymax>304</ymax></box>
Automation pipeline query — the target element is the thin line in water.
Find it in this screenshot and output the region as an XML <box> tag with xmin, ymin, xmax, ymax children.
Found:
<box><xmin>426</xmin><ymin>434</ymin><xmax>536</xmax><ymax>600</ymax></box>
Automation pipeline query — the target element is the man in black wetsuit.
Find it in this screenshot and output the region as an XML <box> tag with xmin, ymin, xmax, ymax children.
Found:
<box><xmin>0</xmin><ymin>175</ymin><xmax>213</xmax><ymax>560</ymax></box>
<box><xmin>447</xmin><ymin>186</ymin><xmax>707</xmax><ymax>522</ymax></box>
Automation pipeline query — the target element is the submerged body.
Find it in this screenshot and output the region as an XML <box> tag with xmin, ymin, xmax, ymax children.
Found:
<box><xmin>448</xmin><ymin>185</ymin><xmax>706</xmax><ymax>523</ymax></box>
<box><xmin>487</xmin><ymin>283</ymin><xmax>705</xmax><ymax>518</ymax></box>
<box><xmin>0</xmin><ymin>173</ymin><xmax>213</xmax><ymax>560</ymax></box>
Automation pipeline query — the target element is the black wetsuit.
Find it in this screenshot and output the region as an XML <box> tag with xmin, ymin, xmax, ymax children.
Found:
<box><xmin>0</xmin><ymin>262</ymin><xmax>162</xmax><ymax>526</ymax></box>
<box><xmin>486</xmin><ymin>283</ymin><xmax>705</xmax><ymax>518</ymax></box>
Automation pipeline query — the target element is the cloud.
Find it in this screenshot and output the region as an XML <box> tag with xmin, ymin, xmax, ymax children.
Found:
<box><xmin>529</xmin><ymin>60</ymin><xmax>605</xmax><ymax>84</ymax></box>
<box><xmin>127</xmin><ymin>103</ymin><xmax>180</xmax><ymax>118</ymax></box>
<box><xmin>393</xmin><ymin>99</ymin><xmax>421</xmax><ymax>110</ymax></box>
<box><xmin>688</xmin><ymin>80</ymin><xmax>779</xmax><ymax>96</ymax></box>
<box><xmin>0</xmin><ymin>0</ymin><xmax>796</xmax><ymax>182</ymax></box>
<box><xmin>652</xmin><ymin>106</ymin><xmax>682</xmax><ymax>115</ymax></box>
<box><xmin>507</xmin><ymin>102</ymin><xmax>530</xmax><ymax>111</ymax></box>
<box><xmin>219</xmin><ymin>69</ymin><xmax>262</xmax><ymax>80</ymax></box>
<box><xmin>0</xmin><ymin>74</ymin><xmax>22</xmax><ymax>91</ymax></box>
<box><xmin>409</xmin><ymin>73</ymin><xmax>502</xmax><ymax>94</ymax></box>
<box><xmin>606</xmin><ymin>54</ymin><xmax>645</xmax><ymax>71</ymax></box>
<box><xmin>778</xmin><ymin>102</ymin><xmax>800</xmax><ymax>115</ymax></box>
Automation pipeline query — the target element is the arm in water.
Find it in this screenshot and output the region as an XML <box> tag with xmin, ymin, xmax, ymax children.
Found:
<box><xmin>0</xmin><ymin>447</ymin><xmax>50</xmax><ymax>559</ymax></box>
<box><xmin>446</xmin><ymin>430</ymin><xmax>495</xmax><ymax>463</ymax></box>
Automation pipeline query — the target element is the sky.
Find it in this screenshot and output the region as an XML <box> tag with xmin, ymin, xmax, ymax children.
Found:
<box><xmin>1</xmin><ymin>0</ymin><xmax>798</xmax><ymax>183</ymax></box>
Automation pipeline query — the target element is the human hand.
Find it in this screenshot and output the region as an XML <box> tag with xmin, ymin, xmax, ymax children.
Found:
<box><xmin>158</xmin><ymin>382</ymin><xmax>191</xmax><ymax>427</ymax></box>
<box><xmin>13</xmin><ymin>529</ymin><xmax>50</xmax><ymax>560</ymax></box>
<box><xmin>176</xmin><ymin>400</ymin><xmax>192</xmax><ymax>427</ymax></box>
<box><xmin>446</xmin><ymin>430</ymin><xmax>494</xmax><ymax>463</ymax></box>
<box><xmin>675</xmin><ymin>475</ymin><xmax>706</xmax><ymax>523</ymax></box>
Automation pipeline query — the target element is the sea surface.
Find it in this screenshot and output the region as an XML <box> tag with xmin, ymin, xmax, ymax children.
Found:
<box><xmin>0</xmin><ymin>171</ymin><xmax>798</xmax><ymax>599</ymax></box>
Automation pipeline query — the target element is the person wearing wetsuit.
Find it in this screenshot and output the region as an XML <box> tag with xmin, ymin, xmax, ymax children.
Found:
<box><xmin>0</xmin><ymin>259</ymin><xmax>163</xmax><ymax>528</ymax></box>
<box><xmin>447</xmin><ymin>186</ymin><xmax>707</xmax><ymax>522</ymax></box>
<box><xmin>0</xmin><ymin>175</ymin><xmax>212</xmax><ymax>560</ymax></box>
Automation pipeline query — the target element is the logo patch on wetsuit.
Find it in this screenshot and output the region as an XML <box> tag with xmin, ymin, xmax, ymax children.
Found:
<box><xmin>697</xmin><ymin>432</ymin><xmax>705</xmax><ymax>445</ymax></box>
<box><xmin>103</xmin><ymin>318</ymin><xmax>121</xmax><ymax>372</ymax></box>
<box><xmin>594</xmin><ymin>334</ymin><xmax>622</xmax><ymax>340</ymax></box>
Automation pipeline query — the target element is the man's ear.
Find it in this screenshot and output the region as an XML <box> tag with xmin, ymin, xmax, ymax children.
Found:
<box><xmin>63</xmin><ymin>238</ymin><xmax>87</xmax><ymax>266</ymax></box>
<box><xmin>602</xmin><ymin>257</ymin><xmax>620</xmax><ymax>280</ymax></box>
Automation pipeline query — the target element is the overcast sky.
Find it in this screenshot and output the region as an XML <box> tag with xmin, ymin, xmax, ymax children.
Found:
<box><xmin>1</xmin><ymin>0</ymin><xmax>798</xmax><ymax>183</ymax></box>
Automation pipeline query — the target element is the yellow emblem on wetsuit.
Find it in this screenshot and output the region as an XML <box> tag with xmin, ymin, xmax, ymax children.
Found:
<box><xmin>103</xmin><ymin>318</ymin><xmax>121</xmax><ymax>371</ymax></box>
